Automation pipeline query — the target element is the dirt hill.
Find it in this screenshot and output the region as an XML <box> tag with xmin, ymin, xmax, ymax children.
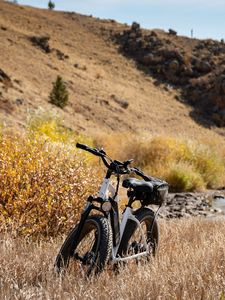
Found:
<box><xmin>0</xmin><ymin>0</ymin><xmax>225</xmax><ymax>141</ymax></box>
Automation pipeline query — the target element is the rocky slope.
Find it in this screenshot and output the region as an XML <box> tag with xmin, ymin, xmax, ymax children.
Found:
<box><xmin>114</xmin><ymin>23</ymin><xmax>225</xmax><ymax>127</ymax></box>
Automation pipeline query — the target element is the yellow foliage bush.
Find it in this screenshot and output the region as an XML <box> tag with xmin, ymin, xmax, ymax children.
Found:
<box><xmin>164</xmin><ymin>162</ymin><xmax>205</xmax><ymax>192</ymax></box>
<box><xmin>0</xmin><ymin>132</ymin><xmax>99</xmax><ymax>237</ymax></box>
<box><xmin>28</xmin><ymin>113</ymin><xmax>93</xmax><ymax>145</ymax></box>
<box><xmin>97</xmin><ymin>133</ymin><xmax>225</xmax><ymax>191</ymax></box>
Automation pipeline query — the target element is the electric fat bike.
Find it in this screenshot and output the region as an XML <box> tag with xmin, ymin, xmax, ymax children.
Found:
<box><xmin>55</xmin><ymin>143</ymin><xmax>169</xmax><ymax>276</ymax></box>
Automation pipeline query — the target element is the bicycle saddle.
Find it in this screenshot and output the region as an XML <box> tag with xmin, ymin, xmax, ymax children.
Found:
<box><xmin>122</xmin><ymin>178</ymin><xmax>153</xmax><ymax>193</ymax></box>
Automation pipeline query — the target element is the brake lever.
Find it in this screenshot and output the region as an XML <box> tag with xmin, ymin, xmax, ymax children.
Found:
<box><xmin>99</xmin><ymin>148</ymin><xmax>106</xmax><ymax>155</ymax></box>
<box><xmin>123</xmin><ymin>159</ymin><xmax>134</xmax><ymax>168</ymax></box>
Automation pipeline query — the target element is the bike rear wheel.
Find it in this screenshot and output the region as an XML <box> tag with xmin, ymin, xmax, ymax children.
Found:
<box><xmin>55</xmin><ymin>215</ymin><xmax>112</xmax><ymax>276</ymax></box>
<box><xmin>118</xmin><ymin>207</ymin><xmax>159</xmax><ymax>260</ymax></box>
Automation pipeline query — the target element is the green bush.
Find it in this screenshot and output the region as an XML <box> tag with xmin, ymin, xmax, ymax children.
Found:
<box><xmin>49</xmin><ymin>76</ymin><xmax>69</xmax><ymax>109</ymax></box>
<box><xmin>48</xmin><ymin>1</ymin><xmax>55</xmax><ymax>10</ymax></box>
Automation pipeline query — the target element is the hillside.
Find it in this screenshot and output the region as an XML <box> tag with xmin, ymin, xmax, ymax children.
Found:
<box><xmin>0</xmin><ymin>0</ymin><xmax>225</xmax><ymax>141</ymax></box>
<box><xmin>114</xmin><ymin>23</ymin><xmax>225</xmax><ymax>128</ymax></box>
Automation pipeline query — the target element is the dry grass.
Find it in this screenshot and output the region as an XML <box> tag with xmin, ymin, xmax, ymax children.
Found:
<box><xmin>1</xmin><ymin>218</ymin><xmax>225</xmax><ymax>299</ymax></box>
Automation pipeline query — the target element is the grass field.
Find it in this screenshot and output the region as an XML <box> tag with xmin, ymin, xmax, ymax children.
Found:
<box><xmin>1</xmin><ymin>217</ymin><xmax>225</xmax><ymax>300</ymax></box>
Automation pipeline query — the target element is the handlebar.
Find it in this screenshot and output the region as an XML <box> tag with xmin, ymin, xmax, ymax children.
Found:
<box><xmin>76</xmin><ymin>143</ymin><xmax>164</xmax><ymax>182</ymax></box>
<box><xmin>76</xmin><ymin>142</ymin><xmax>111</xmax><ymax>169</ymax></box>
<box><xmin>76</xmin><ymin>143</ymin><xmax>105</xmax><ymax>157</ymax></box>
<box><xmin>76</xmin><ymin>142</ymin><xmax>133</xmax><ymax>174</ymax></box>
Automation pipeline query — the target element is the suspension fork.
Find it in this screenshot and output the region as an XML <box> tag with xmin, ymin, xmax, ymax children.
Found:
<box><xmin>69</xmin><ymin>202</ymin><xmax>92</xmax><ymax>256</ymax></box>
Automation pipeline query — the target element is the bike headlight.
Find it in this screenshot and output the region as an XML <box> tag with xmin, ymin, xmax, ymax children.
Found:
<box><xmin>101</xmin><ymin>201</ymin><xmax>112</xmax><ymax>212</ymax></box>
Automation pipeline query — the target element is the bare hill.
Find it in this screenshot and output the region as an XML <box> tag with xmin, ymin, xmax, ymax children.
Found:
<box><xmin>0</xmin><ymin>0</ymin><xmax>224</xmax><ymax>141</ymax></box>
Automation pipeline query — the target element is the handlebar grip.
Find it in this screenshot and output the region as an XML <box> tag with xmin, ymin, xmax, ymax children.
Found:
<box><xmin>76</xmin><ymin>142</ymin><xmax>103</xmax><ymax>157</ymax></box>
<box><xmin>76</xmin><ymin>143</ymin><xmax>88</xmax><ymax>150</ymax></box>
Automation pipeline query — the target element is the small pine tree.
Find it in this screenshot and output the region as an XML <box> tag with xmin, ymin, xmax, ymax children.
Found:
<box><xmin>48</xmin><ymin>1</ymin><xmax>55</xmax><ymax>10</ymax></box>
<box><xmin>49</xmin><ymin>76</ymin><xmax>69</xmax><ymax>109</ymax></box>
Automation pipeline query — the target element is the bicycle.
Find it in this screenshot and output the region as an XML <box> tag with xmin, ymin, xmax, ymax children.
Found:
<box><xmin>55</xmin><ymin>143</ymin><xmax>169</xmax><ymax>276</ymax></box>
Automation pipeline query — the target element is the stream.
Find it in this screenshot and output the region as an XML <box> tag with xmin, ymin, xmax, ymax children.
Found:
<box><xmin>212</xmin><ymin>191</ymin><xmax>225</xmax><ymax>214</ymax></box>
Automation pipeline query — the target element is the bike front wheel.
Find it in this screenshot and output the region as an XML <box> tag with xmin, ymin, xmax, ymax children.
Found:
<box><xmin>55</xmin><ymin>215</ymin><xmax>112</xmax><ymax>276</ymax></box>
<box><xmin>118</xmin><ymin>207</ymin><xmax>159</xmax><ymax>260</ymax></box>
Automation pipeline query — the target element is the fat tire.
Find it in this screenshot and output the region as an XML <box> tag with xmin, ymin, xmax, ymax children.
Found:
<box><xmin>55</xmin><ymin>215</ymin><xmax>112</xmax><ymax>276</ymax></box>
<box><xmin>117</xmin><ymin>207</ymin><xmax>159</xmax><ymax>258</ymax></box>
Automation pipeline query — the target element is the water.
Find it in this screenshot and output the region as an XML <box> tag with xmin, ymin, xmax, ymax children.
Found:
<box><xmin>212</xmin><ymin>192</ymin><xmax>225</xmax><ymax>214</ymax></box>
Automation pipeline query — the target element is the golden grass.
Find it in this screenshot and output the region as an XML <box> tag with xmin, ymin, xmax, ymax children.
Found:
<box><xmin>1</xmin><ymin>218</ymin><xmax>225</xmax><ymax>299</ymax></box>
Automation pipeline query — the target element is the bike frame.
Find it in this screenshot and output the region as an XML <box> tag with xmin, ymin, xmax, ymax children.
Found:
<box><xmin>98</xmin><ymin>177</ymin><xmax>151</xmax><ymax>263</ymax></box>
<box><xmin>70</xmin><ymin>171</ymin><xmax>156</xmax><ymax>263</ymax></box>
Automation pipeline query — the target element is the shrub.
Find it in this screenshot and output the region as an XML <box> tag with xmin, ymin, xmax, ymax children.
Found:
<box><xmin>48</xmin><ymin>1</ymin><xmax>55</xmax><ymax>10</ymax></box>
<box><xmin>28</xmin><ymin>113</ymin><xmax>74</xmax><ymax>143</ymax></box>
<box><xmin>30</xmin><ymin>36</ymin><xmax>51</xmax><ymax>53</ymax></box>
<box><xmin>192</xmin><ymin>144</ymin><xmax>225</xmax><ymax>189</ymax></box>
<box><xmin>49</xmin><ymin>76</ymin><xmax>69</xmax><ymax>108</ymax></box>
<box><xmin>0</xmin><ymin>132</ymin><xmax>99</xmax><ymax>237</ymax></box>
<box><xmin>165</xmin><ymin>162</ymin><xmax>205</xmax><ymax>192</ymax></box>
<box><xmin>98</xmin><ymin>133</ymin><xmax>225</xmax><ymax>192</ymax></box>
<box><xmin>27</xmin><ymin>112</ymin><xmax>94</xmax><ymax>148</ymax></box>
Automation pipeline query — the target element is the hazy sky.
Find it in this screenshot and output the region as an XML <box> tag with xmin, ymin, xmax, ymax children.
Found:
<box><xmin>18</xmin><ymin>0</ymin><xmax>225</xmax><ymax>40</ymax></box>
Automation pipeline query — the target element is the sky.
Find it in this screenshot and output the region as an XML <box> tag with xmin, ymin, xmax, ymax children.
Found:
<box><xmin>18</xmin><ymin>0</ymin><xmax>225</xmax><ymax>40</ymax></box>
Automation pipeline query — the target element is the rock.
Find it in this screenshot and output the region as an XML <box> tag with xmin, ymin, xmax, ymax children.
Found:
<box><xmin>141</xmin><ymin>53</ymin><xmax>163</xmax><ymax>66</ymax></box>
<box><xmin>161</xmin><ymin>192</ymin><xmax>223</xmax><ymax>219</ymax></box>
<box><xmin>161</xmin><ymin>49</ymin><xmax>183</xmax><ymax>63</ymax></box>
<box><xmin>129</xmin><ymin>32</ymin><xmax>137</xmax><ymax>39</ymax></box>
<box><xmin>214</xmin><ymin>75</ymin><xmax>225</xmax><ymax>94</ymax></box>
<box><xmin>0</xmin><ymin>69</ymin><xmax>10</xmax><ymax>83</ymax></box>
<box><xmin>150</xmin><ymin>31</ymin><xmax>157</xmax><ymax>37</ymax></box>
<box><xmin>141</xmin><ymin>53</ymin><xmax>154</xmax><ymax>65</ymax></box>
<box><xmin>30</xmin><ymin>36</ymin><xmax>51</xmax><ymax>53</ymax></box>
<box><xmin>194</xmin><ymin>60</ymin><xmax>212</xmax><ymax>73</ymax></box>
<box><xmin>0</xmin><ymin>69</ymin><xmax>12</xmax><ymax>90</ymax></box>
<box><xmin>168</xmin><ymin>29</ymin><xmax>177</xmax><ymax>36</ymax></box>
<box><xmin>54</xmin><ymin>49</ymin><xmax>69</xmax><ymax>60</ymax></box>
<box><xmin>183</xmin><ymin>66</ymin><xmax>194</xmax><ymax>77</ymax></box>
<box><xmin>15</xmin><ymin>98</ymin><xmax>24</xmax><ymax>105</ymax></box>
<box><xmin>131</xmin><ymin>22</ymin><xmax>140</xmax><ymax>31</ymax></box>
<box><xmin>168</xmin><ymin>59</ymin><xmax>180</xmax><ymax>72</ymax></box>
<box><xmin>111</xmin><ymin>94</ymin><xmax>129</xmax><ymax>109</ymax></box>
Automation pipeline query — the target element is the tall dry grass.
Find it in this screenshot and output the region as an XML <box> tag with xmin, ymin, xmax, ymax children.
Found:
<box><xmin>1</xmin><ymin>218</ymin><xmax>225</xmax><ymax>299</ymax></box>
